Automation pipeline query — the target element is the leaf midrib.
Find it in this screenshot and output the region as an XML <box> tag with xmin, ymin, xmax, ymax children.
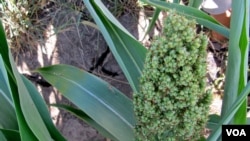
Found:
<box><xmin>44</xmin><ymin>72</ymin><xmax>134</xmax><ymax>129</ymax></box>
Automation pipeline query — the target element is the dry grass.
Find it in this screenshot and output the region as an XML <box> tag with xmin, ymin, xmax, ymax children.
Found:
<box><xmin>1</xmin><ymin>0</ymin><xmax>140</xmax><ymax>55</ymax></box>
<box><xmin>0</xmin><ymin>0</ymin><xmax>84</xmax><ymax>54</ymax></box>
<box><xmin>1</xmin><ymin>0</ymin><xmax>43</xmax><ymax>53</ymax></box>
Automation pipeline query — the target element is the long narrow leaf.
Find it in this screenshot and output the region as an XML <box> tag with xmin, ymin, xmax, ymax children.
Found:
<box><xmin>36</xmin><ymin>64</ymin><xmax>135</xmax><ymax>141</ymax></box>
<box><xmin>207</xmin><ymin>81</ymin><xmax>250</xmax><ymax>140</ymax></box>
<box><xmin>0</xmin><ymin>20</ymin><xmax>38</xmax><ymax>141</ymax></box>
<box><xmin>221</xmin><ymin>0</ymin><xmax>248</xmax><ymax>124</ymax></box>
<box><xmin>8</xmin><ymin>43</ymin><xmax>53</xmax><ymax>141</ymax></box>
<box><xmin>234</xmin><ymin>0</ymin><xmax>249</xmax><ymax>124</ymax></box>
<box><xmin>0</xmin><ymin>21</ymin><xmax>12</xmax><ymax>72</ymax></box>
<box><xmin>188</xmin><ymin>0</ymin><xmax>203</xmax><ymax>8</ymax></box>
<box><xmin>173</xmin><ymin>0</ymin><xmax>180</xmax><ymax>3</ymax></box>
<box><xmin>83</xmin><ymin>0</ymin><xmax>147</xmax><ymax>92</ymax></box>
<box><xmin>142</xmin><ymin>0</ymin><xmax>165</xmax><ymax>40</ymax></box>
<box><xmin>51</xmin><ymin>104</ymin><xmax>118</xmax><ymax>141</ymax></box>
<box><xmin>21</xmin><ymin>76</ymin><xmax>66</xmax><ymax>141</ymax></box>
<box><xmin>0</xmin><ymin>55</ymin><xmax>13</xmax><ymax>104</ymax></box>
<box><xmin>140</xmin><ymin>0</ymin><xmax>229</xmax><ymax>38</ymax></box>
<box><xmin>0</xmin><ymin>20</ymin><xmax>64</xmax><ymax>140</ymax></box>
<box><xmin>0</xmin><ymin>131</ymin><xmax>7</xmax><ymax>141</ymax></box>
<box><xmin>142</xmin><ymin>7</ymin><xmax>161</xmax><ymax>40</ymax></box>
<box><xmin>0</xmin><ymin>55</ymin><xmax>17</xmax><ymax>130</ymax></box>
<box><xmin>248</xmin><ymin>118</ymin><xmax>250</xmax><ymax>124</ymax></box>
<box><xmin>206</xmin><ymin>114</ymin><xmax>220</xmax><ymax>131</ymax></box>
<box><xmin>0</xmin><ymin>129</ymin><xmax>20</xmax><ymax>141</ymax></box>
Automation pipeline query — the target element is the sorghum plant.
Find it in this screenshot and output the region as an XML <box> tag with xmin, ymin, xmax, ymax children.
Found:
<box><xmin>134</xmin><ymin>10</ymin><xmax>211</xmax><ymax>141</ymax></box>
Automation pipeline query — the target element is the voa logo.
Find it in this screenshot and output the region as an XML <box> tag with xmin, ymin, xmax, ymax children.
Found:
<box><xmin>226</xmin><ymin>129</ymin><xmax>246</xmax><ymax>136</ymax></box>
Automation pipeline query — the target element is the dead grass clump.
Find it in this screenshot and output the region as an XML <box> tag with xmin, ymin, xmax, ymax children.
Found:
<box><xmin>0</xmin><ymin>0</ymin><xmax>86</xmax><ymax>55</ymax></box>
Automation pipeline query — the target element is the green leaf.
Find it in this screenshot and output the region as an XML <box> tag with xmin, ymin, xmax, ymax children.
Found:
<box><xmin>0</xmin><ymin>55</ymin><xmax>17</xmax><ymax>130</ymax></box>
<box><xmin>36</xmin><ymin>64</ymin><xmax>135</xmax><ymax>141</ymax></box>
<box><xmin>0</xmin><ymin>21</ymin><xmax>12</xmax><ymax>71</ymax></box>
<box><xmin>142</xmin><ymin>0</ymin><xmax>165</xmax><ymax>40</ymax></box>
<box><xmin>140</xmin><ymin>0</ymin><xmax>229</xmax><ymax>38</ymax></box>
<box><xmin>0</xmin><ymin>20</ymin><xmax>62</xmax><ymax>141</ymax></box>
<box><xmin>198</xmin><ymin>137</ymin><xmax>206</xmax><ymax>141</ymax></box>
<box><xmin>207</xmin><ymin>81</ymin><xmax>250</xmax><ymax>141</ymax></box>
<box><xmin>188</xmin><ymin>0</ymin><xmax>203</xmax><ymax>8</ymax></box>
<box><xmin>21</xmin><ymin>76</ymin><xmax>66</xmax><ymax>141</ymax></box>
<box><xmin>0</xmin><ymin>129</ymin><xmax>20</xmax><ymax>141</ymax></box>
<box><xmin>207</xmin><ymin>114</ymin><xmax>220</xmax><ymax>131</ymax></box>
<box><xmin>234</xmin><ymin>0</ymin><xmax>249</xmax><ymax>124</ymax></box>
<box><xmin>0</xmin><ymin>20</ymin><xmax>37</xmax><ymax>141</ymax></box>
<box><xmin>51</xmin><ymin>104</ymin><xmax>118</xmax><ymax>141</ymax></box>
<box><xmin>0</xmin><ymin>55</ymin><xmax>13</xmax><ymax>103</ymax></box>
<box><xmin>83</xmin><ymin>0</ymin><xmax>147</xmax><ymax>92</ymax></box>
<box><xmin>0</xmin><ymin>131</ymin><xmax>7</xmax><ymax>141</ymax></box>
<box><xmin>172</xmin><ymin>0</ymin><xmax>180</xmax><ymax>3</ymax></box>
<box><xmin>9</xmin><ymin>52</ymin><xmax>53</xmax><ymax>141</ymax></box>
<box><xmin>221</xmin><ymin>0</ymin><xmax>249</xmax><ymax>124</ymax></box>
<box><xmin>142</xmin><ymin>7</ymin><xmax>161</xmax><ymax>40</ymax></box>
<box><xmin>247</xmin><ymin>117</ymin><xmax>250</xmax><ymax>124</ymax></box>
<box><xmin>232</xmin><ymin>0</ymin><xmax>249</xmax><ymax>124</ymax></box>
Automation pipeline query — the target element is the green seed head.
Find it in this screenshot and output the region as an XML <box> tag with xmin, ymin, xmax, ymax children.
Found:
<box><xmin>134</xmin><ymin>10</ymin><xmax>211</xmax><ymax>141</ymax></box>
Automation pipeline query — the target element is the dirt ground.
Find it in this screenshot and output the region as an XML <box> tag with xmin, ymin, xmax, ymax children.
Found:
<box><xmin>8</xmin><ymin>0</ymin><xmax>230</xmax><ymax>140</ymax></box>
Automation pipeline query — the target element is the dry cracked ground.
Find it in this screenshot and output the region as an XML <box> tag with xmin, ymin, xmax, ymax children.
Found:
<box><xmin>5</xmin><ymin>0</ymin><xmax>235</xmax><ymax>140</ymax></box>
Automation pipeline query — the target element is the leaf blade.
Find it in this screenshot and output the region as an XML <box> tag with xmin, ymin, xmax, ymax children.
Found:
<box><xmin>0</xmin><ymin>19</ymin><xmax>60</xmax><ymax>141</ymax></box>
<box><xmin>84</xmin><ymin>0</ymin><xmax>147</xmax><ymax>92</ymax></box>
<box><xmin>21</xmin><ymin>76</ymin><xmax>66</xmax><ymax>141</ymax></box>
<box><xmin>0</xmin><ymin>129</ymin><xmax>21</xmax><ymax>141</ymax></box>
<box><xmin>234</xmin><ymin>0</ymin><xmax>249</xmax><ymax>124</ymax></box>
<box><xmin>0</xmin><ymin>20</ymin><xmax>37</xmax><ymax>141</ymax></box>
<box><xmin>37</xmin><ymin>64</ymin><xmax>135</xmax><ymax>141</ymax></box>
<box><xmin>206</xmin><ymin>114</ymin><xmax>220</xmax><ymax>131</ymax></box>
<box><xmin>221</xmin><ymin>0</ymin><xmax>249</xmax><ymax>124</ymax></box>
<box><xmin>140</xmin><ymin>0</ymin><xmax>230</xmax><ymax>38</ymax></box>
<box><xmin>142</xmin><ymin>7</ymin><xmax>162</xmax><ymax>40</ymax></box>
<box><xmin>51</xmin><ymin>104</ymin><xmax>118</xmax><ymax>141</ymax></box>
<box><xmin>0</xmin><ymin>55</ymin><xmax>17</xmax><ymax>130</ymax></box>
<box><xmin>207</xmin><ymin>81</ymin><xmax>250</xmax><ymax>140</ymax></box>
